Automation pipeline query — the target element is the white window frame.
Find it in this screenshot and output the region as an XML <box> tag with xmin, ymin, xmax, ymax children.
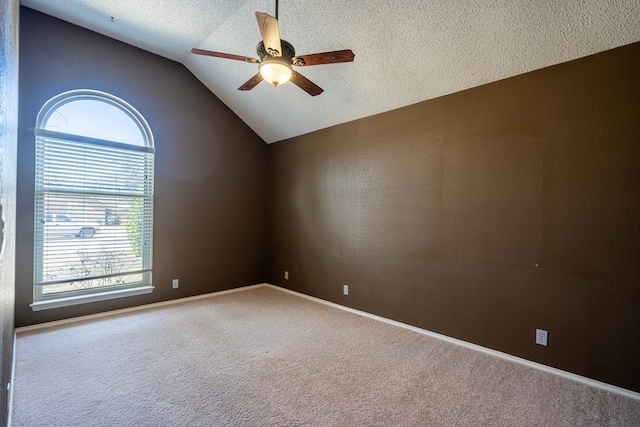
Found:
<box><xmin>31</xmin><ymin>90</ymin><xmax>155</xmax><ymax>311</ymax></box>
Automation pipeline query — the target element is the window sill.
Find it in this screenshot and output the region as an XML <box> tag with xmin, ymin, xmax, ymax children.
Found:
<box><xmin>30</xmin><ymin>285</ymin><xmax>154</xmax><ymax>311</ymax></box>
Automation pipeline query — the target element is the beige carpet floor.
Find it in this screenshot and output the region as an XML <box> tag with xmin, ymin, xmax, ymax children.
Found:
<box><xmin>11</xmin><ymin>285</ymin><xmax>640</xmax><ymax>426</ymax></box>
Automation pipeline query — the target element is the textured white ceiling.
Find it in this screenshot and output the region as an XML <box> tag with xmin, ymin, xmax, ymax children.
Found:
<box><xmin>21</xmin><ymin>0</ymin><xmax>640</xmax><ymax>143</ymax></box>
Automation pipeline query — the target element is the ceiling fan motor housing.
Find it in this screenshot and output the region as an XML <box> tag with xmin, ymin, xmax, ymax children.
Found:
<box><xmin>257</xmin><ymin>40</ymin><xmax>295</xmax><ymax>62</ymax></box>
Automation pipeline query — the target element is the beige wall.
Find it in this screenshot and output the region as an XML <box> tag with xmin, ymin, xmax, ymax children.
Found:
<box><xmin>15</xmin><ymin>8</ymin><xmax>267</xmax><ymax>327</ymax></box>
<box><xmin>0</xmin><ymin>0</ymin><xmax>19</xmax><ymax>423</ymax></box>
<box><xmin>267</xmin><ymin>42</ymin><xmax>640</xmax><ymax>392</ymax></box>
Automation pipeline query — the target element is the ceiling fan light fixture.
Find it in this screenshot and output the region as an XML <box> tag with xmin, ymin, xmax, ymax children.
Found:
<box><xmin>191</xmin><ymin>4</ymin><xmax>354</xmax><ymax>96</ymax></box>
<box><xmin>259</xmin><ymin>58</ymin><xmax>293</xmax><ymax>86</ymax></box>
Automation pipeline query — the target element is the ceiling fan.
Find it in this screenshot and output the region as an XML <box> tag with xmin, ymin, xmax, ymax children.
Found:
<box><xmin>191</xmin><ymin>0</ymin><xmax>354</xmax><ymax>96</ymax></box>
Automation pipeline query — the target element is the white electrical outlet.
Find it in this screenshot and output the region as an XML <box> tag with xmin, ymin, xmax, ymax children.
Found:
<box><xmin>284</xmin><ymin>271</ymin><xmax>289</xmax><ymax>280</ymax></box>
<box><xmin>172</xmin><ymin>279</ymin><xmax>179</xmax><ymax>289</ymax></box>
<box><xmin>536</xmin><ymin>329</ymin><xmax>548</xmax><ymax>346</ymax></box>
<box><xmin>343</xmin><ymin>285</ymin><xmax>349</xmax><ymax>295</ymax></box>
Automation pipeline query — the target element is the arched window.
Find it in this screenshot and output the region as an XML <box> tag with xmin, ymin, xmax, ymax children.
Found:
<box><xmin>32</xmin><ymin>90</ymin><xmax>155</xmax><ymax>309</ymax></box>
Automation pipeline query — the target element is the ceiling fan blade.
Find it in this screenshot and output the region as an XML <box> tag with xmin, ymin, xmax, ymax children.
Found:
<box><xmin>191</xmin><ymin>48</ymin><xmax>259</xmax><ymax>63</ymax></box>
<box><xmin>292</xmin><ymin>49</ymin><xmax>355</xmax><ymax>66</ymax></box>
<box><xmin>290</xmin><ymin>71</ymin><xmax>324</xmax><ymax>96</ymax></box>
<box><xmin>255</xmin><ymin>12</ymin><xmax>282</xmax><ymax>57</ymax></box>
<box><xmin>238</xmin><ymin>73</ymin><xmax>264</xmax><ymax>91</ymax></box>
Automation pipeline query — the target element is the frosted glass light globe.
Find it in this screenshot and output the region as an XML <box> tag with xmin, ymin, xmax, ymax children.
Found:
<box><xmin>259</xmin><ymin>59</ymin><xmax>293</xmax><ymax>86</ymax></box>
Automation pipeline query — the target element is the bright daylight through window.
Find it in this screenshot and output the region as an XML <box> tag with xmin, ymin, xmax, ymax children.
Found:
<box><xmin>32</xmin><ymin>90</ymin><xmax>155</xmax><ymax>310</ymax></box>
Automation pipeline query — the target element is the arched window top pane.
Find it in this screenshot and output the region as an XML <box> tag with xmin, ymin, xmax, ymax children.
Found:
<box><xmin>37</xmin><ymin>90</ymin><xmax>153</xmax><ymax>147</ymax></box>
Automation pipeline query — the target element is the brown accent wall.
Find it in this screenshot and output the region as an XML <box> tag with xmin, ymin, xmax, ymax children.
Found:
<box><xmin>15</xmin><ymin>8</ymin><xmax>267</xmax><ymax>327</ymax></box>
<box><xmin>267</xmin><ymin>42</ymin><xmax>640</xmax><ymax>392</ymax></box>
<box><xmin>1</xmin><ymin>1</ymin><xmax>19</xmax><ymax>422</ymax></box>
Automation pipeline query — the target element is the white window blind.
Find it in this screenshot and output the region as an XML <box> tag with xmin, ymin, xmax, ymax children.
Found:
<box><xmin>33</xmin><ymin>91</ymin><xmax>154</xmax><ymax>303</ymax></box>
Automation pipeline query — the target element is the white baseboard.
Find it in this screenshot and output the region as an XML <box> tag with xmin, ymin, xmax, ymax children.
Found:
<box><xmin>14</xmin><ymin>282</ymin><xmax>640</xmax><ymax>401</ymax></box>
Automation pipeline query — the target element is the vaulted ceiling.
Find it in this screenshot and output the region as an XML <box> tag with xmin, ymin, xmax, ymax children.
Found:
<box><xmin>21</xmin><ymin>0</ymin><xmax>640</xmax><ymax>143</ymax></box>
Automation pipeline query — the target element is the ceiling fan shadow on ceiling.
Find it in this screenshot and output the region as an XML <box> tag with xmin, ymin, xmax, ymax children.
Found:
<box><xmin>191</xmin><ymin>0</ymin><xmax>354</xmax><ymax>96</ymax></box>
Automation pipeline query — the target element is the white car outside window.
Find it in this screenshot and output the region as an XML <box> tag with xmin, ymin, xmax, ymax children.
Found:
<box><xmin>43</xmin><ymin>214</ymin><xmax>98</xmax><ymax>238</ymax></box>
